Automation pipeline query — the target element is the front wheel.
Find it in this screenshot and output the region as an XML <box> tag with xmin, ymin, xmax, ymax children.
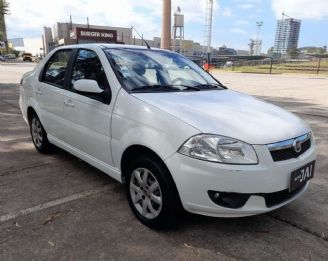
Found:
<box><xmin>126</xmin><ymin>156</ymin><xmax>181</xmax><ymax>229</ymax></box>
<box><xmin>29</xmin><ymin>113</ymin><xmax>52</xmax><ymax>153</ymax></box>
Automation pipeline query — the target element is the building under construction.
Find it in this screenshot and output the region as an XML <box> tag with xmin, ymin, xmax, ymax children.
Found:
<box><xmin>273</xmin><ymin>16</ymin><xmax>301</xmax><ymax>56</ymax></box>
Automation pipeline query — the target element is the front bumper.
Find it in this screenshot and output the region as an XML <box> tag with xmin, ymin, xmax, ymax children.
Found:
<box><xmin>165</xmin><ymin>141</ymin><xmax>316</xmax><ymax>217</ymax></box>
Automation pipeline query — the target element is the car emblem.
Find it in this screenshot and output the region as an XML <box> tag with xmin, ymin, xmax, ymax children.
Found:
<box><xmin>293</xmin><ymin>139</ymin><xmax>302</xmax><ymax>153</ymax></box>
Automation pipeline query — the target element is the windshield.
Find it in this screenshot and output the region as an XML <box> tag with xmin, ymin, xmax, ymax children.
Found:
<box><xmin>104</xmin><ymin>48</ymin><xmax>224</xmax><ymax>92</ymax></box>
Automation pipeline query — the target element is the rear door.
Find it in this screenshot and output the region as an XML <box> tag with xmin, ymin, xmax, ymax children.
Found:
<box><xmin>36</xmin><ymin>49</ymin><xmax>72</xmax><ymax>140</ymax></box>
<box><xmin>61</xmin><ymin>48</ymin><xmax>113</xmax><ymax>166</ymax></box>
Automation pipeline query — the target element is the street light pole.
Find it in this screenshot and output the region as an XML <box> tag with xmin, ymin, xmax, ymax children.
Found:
<box><xmin>256</xmin><ymin>21</ymin><xmax>263</xmax><ymax>42</ymax></box>
<box><xmin>255</xmin><ymin>21</ymin><xmax>263</xmax><ymax>55</ymax></box>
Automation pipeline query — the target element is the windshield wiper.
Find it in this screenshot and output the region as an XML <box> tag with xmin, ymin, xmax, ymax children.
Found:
<box><xmin>176</xmin><ymin>85</ymin><xmax>200</xmax><ymax>91</ymax></box>
<box><xmin>194</xmin><ymin>83</ymin><xmax>227</xmax><ymax>90</ymax></box>
<box><xmin>131</xmin><ymin>84</ymin><xmax>202</xmax><ymax>93</ymax></box>
<box><xmin>131</xmin><ymin>85</ymin><xmax>182</xmax><ymax>93</ymax></box>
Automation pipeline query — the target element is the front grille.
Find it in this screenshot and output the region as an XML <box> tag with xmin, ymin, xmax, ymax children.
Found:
<box><xmin>267</xmin><ymin>133</ymin><xmax>312</xmax><ymax>162</ymax></box>
<box><xmin>270</xmin><ymin>139</ymin><xmax>311</xmax><ymax>161</ymax></box>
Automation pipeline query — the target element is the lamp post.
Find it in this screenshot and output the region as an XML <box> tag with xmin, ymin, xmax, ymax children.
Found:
<box><xmin>255</xmin><ymin>21</ymin><xmax>263</xmax><ymax>55</ymax></box>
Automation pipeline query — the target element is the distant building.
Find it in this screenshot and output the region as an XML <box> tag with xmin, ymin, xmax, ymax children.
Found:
<box><xmin>43</xmin><ymin>27</ymin><xmax>53</xmax><ymax>54</ymax></box>
<box><xmin>8</xmin><ymin>38</ymin><xmax>25</xmax><ymax>51</ymax></box>
<box><xmin>43</xmin><ymin>22</ymin><xmax>132</xmax><ymax>53</ymax></box>
<box><xmin>216</xmin><ymin>45</ymin><xmax>237</xmax><ymax>55</ymax></box>
<box><xmin>273</xmin><ymin>18</ymin><xmax>301</xmax><ymax>56</ymax></box>
<box><xmin>43</xmin><ymin>20</ymin><xmax>209</xmax><ymax>57</ymax></box>
<box><xmin>298</xmin><ymin>46</ymin><xmax>327</xmax><ymax>54</ymax></box>
<box><xmin>236</xmin><ymin>49</ymin><xmax>250</xmax><ymax>56</ymax></box>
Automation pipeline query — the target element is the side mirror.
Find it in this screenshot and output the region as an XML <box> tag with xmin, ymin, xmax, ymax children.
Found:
<box><xmin>73</xmin><ymin>79</ymin><xmax>103</xmax><ymax>93</ymax></box>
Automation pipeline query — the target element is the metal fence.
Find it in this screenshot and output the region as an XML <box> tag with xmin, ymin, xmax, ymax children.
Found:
<box><xmin>220</xmin><ymin>57</ymin><xmax>328</xmax><ymax>75</ymax></box>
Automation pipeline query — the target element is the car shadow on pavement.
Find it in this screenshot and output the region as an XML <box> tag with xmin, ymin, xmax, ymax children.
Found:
<box><xmin>256</xmin><ymin>95</ymin><xmax>328</xmax><ymax>118</ymax></box>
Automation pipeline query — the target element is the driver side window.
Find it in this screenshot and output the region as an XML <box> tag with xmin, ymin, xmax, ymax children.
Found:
<box><xmin>71</xmin><ymin>49</ymin><xmax>109</xmax><ymax>91</ymax></box>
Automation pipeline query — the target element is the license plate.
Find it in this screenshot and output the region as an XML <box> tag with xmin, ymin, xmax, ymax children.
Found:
<box><xmin>290</xmin><ymin>161</ymin><xmax>315</xmax><ymax>192</ymax></box>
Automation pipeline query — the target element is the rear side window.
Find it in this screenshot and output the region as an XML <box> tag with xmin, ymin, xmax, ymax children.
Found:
<box><xmin>42</xmin><ymin>49</ymin><xmax>72</xmax><ymax>88</ymax></box>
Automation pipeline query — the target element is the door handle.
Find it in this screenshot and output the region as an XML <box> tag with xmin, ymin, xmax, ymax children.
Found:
<box><xmin>64</xmin><ymin>99</ymin><xmax>75</xmax><ymax>107</ymax></box>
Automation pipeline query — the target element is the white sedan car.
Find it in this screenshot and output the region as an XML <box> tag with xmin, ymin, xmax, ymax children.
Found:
<box><xmin>20</xmin><ymin>44</ymin><xmax>316</xmax><ymax>228</ymax></box>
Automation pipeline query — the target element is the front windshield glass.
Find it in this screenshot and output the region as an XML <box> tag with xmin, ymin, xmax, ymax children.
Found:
<box><xmin>104</xmin><ymin>48</ymin><xmax>223</xmax><ymax>92</ymax></box>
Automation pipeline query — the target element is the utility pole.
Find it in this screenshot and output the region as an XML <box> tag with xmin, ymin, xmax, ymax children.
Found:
<box><xmin>255</xmin><ymin>21</ymin><xmax>263</xmax><ymax>55</ymax></box>
<box><xmin>204</xmin><ymin>0</ymin><xmax>214</xmax><ymax>63</ymax></box>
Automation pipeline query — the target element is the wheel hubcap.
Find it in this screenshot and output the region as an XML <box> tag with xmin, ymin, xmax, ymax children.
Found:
<box><xmin>129</xmin><ymin>168</ymin><xmax>162</xmax><ymax>219</ymax></box>
<box><xmin>31</xmin><ymin>118</ymin><xmax>43</xmax><ymax>147</ymax></box>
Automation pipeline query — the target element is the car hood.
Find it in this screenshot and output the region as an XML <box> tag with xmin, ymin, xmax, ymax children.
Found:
<box><xmin>132</xmin><ymin>90</ymin><xmax>310</xmax><ymax>144</ymax></box>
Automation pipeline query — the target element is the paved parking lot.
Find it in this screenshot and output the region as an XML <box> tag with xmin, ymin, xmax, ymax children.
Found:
<box><xmin>1</xmin><ymin>63</ymin><xmax>328</xmax><ymax>260</ymax></box>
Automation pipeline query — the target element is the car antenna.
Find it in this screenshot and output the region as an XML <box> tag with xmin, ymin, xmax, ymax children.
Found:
<box><xmin>131</xmin><ymin>26</ymin><xmax>151</xmax><ymax>50</ymax></box>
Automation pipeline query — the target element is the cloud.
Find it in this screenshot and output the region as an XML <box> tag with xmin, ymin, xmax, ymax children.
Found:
<box><xmin>230</xmin><ymin>28</ymin><xmax>248</xmax><ymax>35</ymax></box>
<box><xmin>235</xmin><ymin>20</ymin><xmax>249</xmax><ymax>25</ymax></box>
<box><xmin>233</xmin><ymin>0</ymin><xmax>262</xmax><ymax>3</ymax></box>
<box><xmin>222</xmin><ymin>7</ymin><xmax>232</xmax><ymax>17</ymax></box>
<box><xmin>237</xmin><ymin>4</ymin><xmax>254</xmax><ymax>10</ymax></box>
<box><xmin>271</xmin><ymin>0</ymin><xmax>328</xmax><ymax>20</ymax></box>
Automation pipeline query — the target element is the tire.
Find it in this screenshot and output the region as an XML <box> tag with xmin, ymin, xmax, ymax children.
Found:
<box><xmin>126</xmin><ymin>155</ymin><xmax>181</xmax><ymax>229</ymax></box>
<box><xmin>29</xmin><ymin>113</ymin><xmax>52</xmax><ymax>153</ymax></box>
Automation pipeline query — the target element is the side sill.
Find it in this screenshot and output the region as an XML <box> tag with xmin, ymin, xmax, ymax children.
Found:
<box><xmin>48</xmin><ymin>134</ymin><xmax>122</xmax><ymax>183</ymax></box>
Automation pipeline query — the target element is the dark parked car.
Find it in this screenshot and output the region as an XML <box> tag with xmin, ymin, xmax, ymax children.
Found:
<box><xmin>22</xmin><ymin>53</ymin><xmax>33</xmax><ymax>62</ymax></box>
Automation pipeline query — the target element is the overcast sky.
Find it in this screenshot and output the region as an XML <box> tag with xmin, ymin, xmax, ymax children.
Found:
<box><xmin>5</xmin><ymin>0</ymin><xmax>328</xmax><ymax>52</ymax></box>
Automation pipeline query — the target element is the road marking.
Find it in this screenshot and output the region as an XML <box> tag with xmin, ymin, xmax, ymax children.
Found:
<box><xmin>0</xmin><ymin>112</ymin><xmax>22</xmax><ymax>116</ymax></box>
<box><xmin>0</xmin><ymin>136</ymin><xmax>30</xmax><ymax>142</ymax></box>
<box><xmin>0</xmin><ymin>184</ymin><xmax>117</xmax><ymax>223</ymax></box>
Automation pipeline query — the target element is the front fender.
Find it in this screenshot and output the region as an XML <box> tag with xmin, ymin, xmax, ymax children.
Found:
<box><xmin>111</xmin><ymin>89</ymin><xmax>199</xmax><ymax>169</ymax></box>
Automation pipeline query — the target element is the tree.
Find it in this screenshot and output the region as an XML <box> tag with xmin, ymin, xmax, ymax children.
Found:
<box><xmin>0</xmin><ymin>0</ymin><xmax>10</xmax><ymax>42</ymax></box>
<box><xmin>0</xmin><ymin>0</ymin><xmax>9</xmax><ymax>14</ymax></box>
<box><xmin>288</xmin><ymin>48</ymin><xmax>299</xmax><ymax>57</ymax></box>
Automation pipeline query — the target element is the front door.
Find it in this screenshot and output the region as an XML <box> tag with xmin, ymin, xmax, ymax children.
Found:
<box><xmin>61</xmin><ymin>48</ymin><xmax>113</xmax><ymax>166</ymax></box>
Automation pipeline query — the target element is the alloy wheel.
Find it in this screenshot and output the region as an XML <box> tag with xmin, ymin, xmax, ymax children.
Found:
<box><xmin>129</xmin><ymin>168</ymin><xmax>162</xmax><ymax>219</ymax></box>
<box><xmin>31</xmin><ymin>117</ymin><xmax>43</xmax><ymax>148</ymax></box>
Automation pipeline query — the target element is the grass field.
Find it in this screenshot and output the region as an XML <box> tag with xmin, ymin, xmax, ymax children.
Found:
<box><xmin>216</xmin><ymin>60</ymin><xmax>328</xmax><ymax>75</ymax></box>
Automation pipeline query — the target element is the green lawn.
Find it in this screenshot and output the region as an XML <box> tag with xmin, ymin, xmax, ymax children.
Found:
<box><xmin>215</xmin><ymin>60</ymin><xmax>328</xmax><ymax>75</ymax></box>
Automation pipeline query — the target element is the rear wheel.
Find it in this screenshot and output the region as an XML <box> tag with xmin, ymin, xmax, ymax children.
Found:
<box><xmin>126</xmin><ymin>155</ymin><xmax>181</xmax><ymax>229</ymax></box>
<box><xmin>29</xmin><ymin>113</ymin><xmax>52</xmax><ymax>153</ymax></box>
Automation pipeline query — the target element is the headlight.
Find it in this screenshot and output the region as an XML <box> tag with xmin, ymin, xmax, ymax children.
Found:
<box><xmin>178</xmin><ymin>134</ymin><xmax>258</xmax><ymax>164</ymax></box>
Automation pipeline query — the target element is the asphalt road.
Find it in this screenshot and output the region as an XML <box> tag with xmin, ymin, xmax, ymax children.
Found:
<box><xmin>1</xmin><ymin>63</ymin><xmax>328</xmax><ymax>260</ymax></box>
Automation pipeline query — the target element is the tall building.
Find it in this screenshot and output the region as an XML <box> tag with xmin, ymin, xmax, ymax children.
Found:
<box><xmin>273</xmin><ymin>18</ymin><xmax>301</xmax><ymax>56</ymax></box>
